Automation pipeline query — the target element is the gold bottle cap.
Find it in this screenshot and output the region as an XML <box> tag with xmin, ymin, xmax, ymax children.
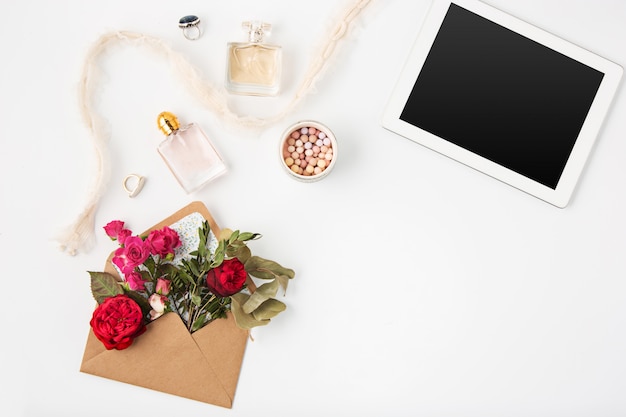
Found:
<box><xmin>157</xmin><ymin>111</ymin><xmax>180</xmax><ymax>136</ymax></box>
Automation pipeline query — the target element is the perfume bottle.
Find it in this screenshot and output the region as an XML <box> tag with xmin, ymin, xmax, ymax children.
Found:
<box><xmin>156</xmin><ymin>112</ymin><xmax>227</xmax><ymax>193</ymax></box>
<box><xmin>226</xmin><ymin>21</ymin><xmax>282</xmax><ymax>96</ymax></box>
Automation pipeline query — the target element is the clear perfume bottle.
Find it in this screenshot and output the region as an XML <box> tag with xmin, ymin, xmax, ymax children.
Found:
<box><xmin>226</xmin><ymin>21</ymin><xmax>282</xmax><ymax>96</ymax></box>
<box><xmin>156</xmin><ymin>111</ymin><xmax>227</xmax><ymax>193</ymax></box>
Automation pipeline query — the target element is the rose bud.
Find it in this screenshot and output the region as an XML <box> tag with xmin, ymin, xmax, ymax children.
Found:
<box><xmin>103</xmin><ymin>220</ymin><xmax>125</xmax><ymax>240</ymax></box>
<box><xmin>155</xmin><ymin>278</ymin><xmax>171</xmax><ymax>296</ymax></box>
<box><xmin>148</xmin><ymin>293</ymin><xmax>168</xmax><ymax>320</ymax></box>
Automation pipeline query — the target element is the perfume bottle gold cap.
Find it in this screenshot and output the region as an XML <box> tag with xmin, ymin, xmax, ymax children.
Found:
<box><xmin>157</xmin><ymin>111</ymin><xmax>180</xmax><ymax>136</ymax></box>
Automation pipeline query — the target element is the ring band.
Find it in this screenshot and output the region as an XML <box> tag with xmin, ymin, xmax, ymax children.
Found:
<box><xmin>179</xmin><ymin>15</ymin><xmax>202</xmax><ymax>40</ymax></box>
<box><xmin>123</xmin><ymin>174</ymin><xmax>145</xmax><ymax>198</ymax></box>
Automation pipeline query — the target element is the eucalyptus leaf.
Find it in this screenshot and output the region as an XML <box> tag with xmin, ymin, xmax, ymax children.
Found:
<box><xmin>276</xmin><ymin>274</ymin><xmax>290</xmax><ymax>295</ymax></box>
<box><xmin>244</xmin><ymin>256</ymin><xmax>295</xmax><ymax>280</ymax></box>
<box><xmin>242</xmin><ymin>279</ymin><xmax>280</xmax><ymax>314</ymax></box>
<box><xmin>231</xmin><ymin>293</ymin><xmax>270</xmax><ymax>330</ymax></box>
<box><xmin>229</xmin><ymin>230</ymin><xmax>240</xmax><ymax>243</ymax></box>
<box><xmin>252</xmin><ymin>299</ymin><xmax>286</xmax><ymax>321</ymax></box>
<box><xmin>230</xmin><ymin>245</ymin><xmax>252</xmax><ymax>264</ymax></box>
<box><xmin>89</xmin><ymin>271</ymin><xmax>124</xmax><ymax>304</ymax></box>
<box><xmin>198</xmin><ymin>223</ymin><xmax>207</xmax><ymax>255</ymax></box>
<box><xmin>218</xmin><ymin>228</ymin><xmax>233</xmax><ymax>242</ymax></box>
<box><xmin>237</xmin><ymin>232</ymin><xmax>261</xmax><ymax>242</ymax></box>
<box><xmin>212</xmin><ymin>249</ymin><xmax>224</xmax><ymax>268</ymax></box>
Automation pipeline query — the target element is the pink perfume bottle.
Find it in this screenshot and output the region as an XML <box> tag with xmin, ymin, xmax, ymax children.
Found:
<box><xmin>156</xmin><ymin>111</ymin><xmax>227</xmax><ymax>193</ymax></box>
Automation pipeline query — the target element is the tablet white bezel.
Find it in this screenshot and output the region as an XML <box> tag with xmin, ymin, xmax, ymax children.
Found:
<box><xmin>382</xmin><ymin>0</ymin><xmax>623</xmax><ymax>208</ymax></box>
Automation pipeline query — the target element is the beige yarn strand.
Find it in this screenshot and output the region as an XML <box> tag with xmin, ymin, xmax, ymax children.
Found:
<box><xmin>58</xmin><ymin>0</ymin><xmax>372</xmax><ymax>255</ymax></box>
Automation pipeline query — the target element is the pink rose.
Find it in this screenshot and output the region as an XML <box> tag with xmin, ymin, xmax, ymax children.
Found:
<box><xmin>155</xmin><ymin>278</ymin><xmax>171</xmax><ymax>295</ymax></box>
<box><xmin>103</xmin><ymin>220</ymin><xmax>127</xmax><ymax>240</ymax></box>
<box><xmin>146</xmin><ymin>227</ymin><xmax>181</xmax><ymax>258</ymax></box>
<box><xmin>148</xmin><ymin>293</ymin><xmax>168</xmax><ymax>320</ymax></box>
<box><xmin>112</xmin><ymin>236</ymin><xmax>150</xmax><ymax>274</ymax></box>
<box><xmin>117</xmin><ymin>228</ymin><xmax>132</xmax><ymax>245</ymax></box>
<box><xmin>125</xmin><ymin>271</ymin><xmax>148</xmax><ymax>291</ymax></box>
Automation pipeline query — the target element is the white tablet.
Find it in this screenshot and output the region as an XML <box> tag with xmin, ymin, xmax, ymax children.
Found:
<box><xmin>382</xmin><ymin>0</ymin><xmax>622</xmax><ymax>207</ymax></box>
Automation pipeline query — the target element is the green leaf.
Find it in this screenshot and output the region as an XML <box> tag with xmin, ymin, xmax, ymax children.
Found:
<box><xmin>231</xmin><ymin>293</ymin><xmax>270</xmax><ymax>330</ymax></box>
<box><xmin>191</xmin><ymin>294</ymin><xmax>202</xmax><ymax>306</ymax></box>
<box><xmin>237</xmin><ymin>232</ymin><xmax>261</xmax><ymax>242</ymax></box>
<box><xmin>139</xmin><ymin>270</ymin><xmax>152</xmax><ymax>283</ymax></box>
<box><xmin>252</xmin><ymin>299</ymin><xmax>286</xmax><ymax>321</ymax></box>
<box><xmin>175</xmin><ymin>269</ymin><xmax>195</xmax><ymax>287</ymax></box>
<box><xmin>228</xmin><ymin>245</ymin><xmax>251</xmax><ymax>264</ymax></box>
<box><xmin>123</xmin><ymin>289</ymin><xmax>152</xmax><ymax>318</ymax></box>
<box><xmin>158</xmin><ymin>263</ymin><xmax>179</xmax><ymax>279</ymax></box>
<box><xmin>191</xmin><ymin>314</ymin><xmax>209</xmax><ymax>333</ymax></box>
<box><xmin>244</xmin><ymin>256</ymin><xmax>295</xmax><ymax>280</ymax></box>
<box><xmin>187</xmin><ymin>259</ymin><xmax>200</xmax><ymax>277</ymax></box>
<box><xmin>143</xmin><ymin>256</ymin><xmax>156</xmax><ymax>277</ymax></box>
<box><xmin>229</xmin><ymin>230</ymin><xmax>240</xmax><ymax>243</ymax></box>
<box><xmin>242</xmin><ymin>279</ymin><xmax>279</xmax><ymax>314</ymax></box>
<box><xmin>197</xmin><ymin>223</ymin><xmax>207</xmax><ymax>256</ymax></box>
<box><xmin>89</xmin><ymin>271</ymin><xmax>124</xmax><ymax>304</ymax></box>
<box><xmin>212</xmin><ymin>247</ymin><xmax>224</xmax><ymax>268</ymax></box>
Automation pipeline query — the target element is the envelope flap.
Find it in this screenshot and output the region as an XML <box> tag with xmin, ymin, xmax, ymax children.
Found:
<box><xmin>193</xmin><ymin>311</ymin><xmax>249</xmax><ymax>396</ymax></box>
<box><xmin>81</xmin><ymin>313</ymin><xmax>239</xmax><ymax>407</ymax></box>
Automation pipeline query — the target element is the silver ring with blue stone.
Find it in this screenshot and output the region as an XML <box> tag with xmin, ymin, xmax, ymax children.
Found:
<box><xmin>179</xmin><ymin>15</ymin><xmax>202</xmax><ymax>40</ymax></box>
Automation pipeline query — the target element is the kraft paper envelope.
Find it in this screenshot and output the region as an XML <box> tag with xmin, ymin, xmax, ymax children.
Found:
<box><xmin>80</xmin><ymin>201</ymin><xmax>249</xmax><ymax>408</ymax></box>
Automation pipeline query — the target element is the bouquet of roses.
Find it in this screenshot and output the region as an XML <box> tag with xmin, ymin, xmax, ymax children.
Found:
<box><xmin>88</xmin><ymin>213</ymin><xmax>295</xmax><ymax>351</ymax></box>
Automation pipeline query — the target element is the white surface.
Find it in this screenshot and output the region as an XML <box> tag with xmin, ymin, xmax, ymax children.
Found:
<box><xmin>382</xmin><ymin>0</ymin><xmax>623</xmax><ymax>208</ymax></box>
<box><xmin>1</xmin><ymin>1</ymin><xmax>625</xmax><ymax>416</ymax></box>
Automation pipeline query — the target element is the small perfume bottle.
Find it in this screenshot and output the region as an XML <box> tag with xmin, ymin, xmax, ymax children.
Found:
<box><xmin>156</xmin><ymin>111</ymin><xmax>227</xmax><ymax>193</ymax></box>
<box><xmin>226</xmin><ymin>21</ymin><xmax>282</xmax><ymax>96</ymax></box>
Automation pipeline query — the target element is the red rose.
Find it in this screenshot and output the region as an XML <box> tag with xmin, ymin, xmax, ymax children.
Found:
<box><xmin>146</xmin><ymin>226</ymin><xmax>181</xmax><ymax>258</ymax></box>
<box><xmin>206</xmin><ymin>258</ymin><xmax>247</xmax><ymax>297</ymax></box>
<box><xmin>90</xmin><ymin>294</ymin><xmax>147</xmax><ymax>350</ymax></box>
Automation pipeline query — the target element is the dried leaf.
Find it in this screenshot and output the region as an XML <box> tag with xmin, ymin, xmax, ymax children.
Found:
<box><xmin>231</xmin><ymin>293</ymin><xmax>270</xmax><ymax>330</ymax></box>
<box><xmin>218</xmin><ymin>228</ymin><xmax>233</xmax><ymax>242</ymax></box>
<box><xmin>242</xmin><ymin>279</ymin><xmax>279</xmax><ymax>314</ymax></box>
<box><xmin>89</xmin><ymin>271</ymin><xmax>124</xmax><ymax>304</ymax></box>
<box><xmin>244</xmin><ymin>256</ymin><xmax>295</xmax><ymax>280</ymax></box>
<box><xmin>276</xmin><ymin>274</ymin><xmax>290</xmax><ymax>295</ymax></box>
<box><xmin>252</xmin><ymin>299</ymin><xmax>286</xmax><ymax>321</ymax></box>
<box><xmin>234</xmin><ymin>245</ymin><xmax>252</xmax><ymax>264</ymax></box>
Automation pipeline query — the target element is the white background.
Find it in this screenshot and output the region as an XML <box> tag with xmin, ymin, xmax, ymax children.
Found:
<box><xmin>1</xmin><ymin>1</ymin><xmax>625</xmax><ymax>416</ymax></box>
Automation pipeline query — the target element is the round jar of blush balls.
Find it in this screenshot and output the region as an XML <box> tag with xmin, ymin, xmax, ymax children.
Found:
<box><xmin>279</xmin><ymin>120</ymin><xmax>338</xmax><ymax>182</ymax></box>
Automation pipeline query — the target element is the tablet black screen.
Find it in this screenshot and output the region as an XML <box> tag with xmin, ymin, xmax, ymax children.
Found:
<box><xmin>400</xmin><ymin>3</ymin><xmax>604</xmax><ymax>189</ymax></box>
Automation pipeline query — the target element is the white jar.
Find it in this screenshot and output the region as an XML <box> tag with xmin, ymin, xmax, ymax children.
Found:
<box><xmin>279</xmin><ymin>120</ymin><xmax>338</xmax><ymax>182</ymax></box>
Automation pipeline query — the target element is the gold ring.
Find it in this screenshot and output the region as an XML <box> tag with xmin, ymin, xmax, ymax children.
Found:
<box><xmin>123</xmin><ymin>174</ymin><xmax>145</xmax><ymax>198</ymax></box>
